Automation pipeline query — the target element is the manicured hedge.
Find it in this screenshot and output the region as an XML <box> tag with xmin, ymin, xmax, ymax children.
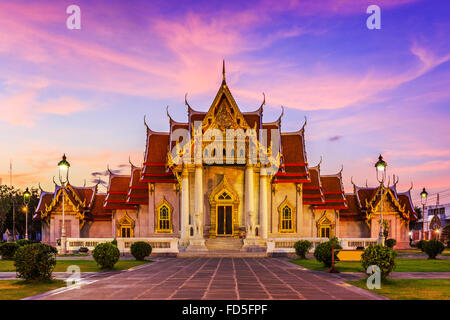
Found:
<box><xmin>130</xmin><ymin>242</ymin><xmax>152</xmax><ymax>261</ymax></box>
<box><xmin>92</xmin><ymin>242</ymin><xmax>120</xmax><ymax>269</ymax></box>
<box><xmin>14</xmin><ymin>243</ymin><xmax>58</xmax><ymax>281</ymax></box>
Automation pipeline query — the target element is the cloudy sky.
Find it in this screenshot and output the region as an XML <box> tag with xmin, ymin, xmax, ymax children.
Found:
<box><xmin>0</xmin><ymin>0</ymin><xmax>449</xmax><ymax>204</ymax></box>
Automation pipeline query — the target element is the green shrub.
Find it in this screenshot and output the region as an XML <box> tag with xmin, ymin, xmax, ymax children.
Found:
<box><xmin>423</xmin><ymin>239</ymin><xmax>445</xmax><ymax>259</ymax></box>
<box><xmin>92</xmin><ymin>242</ymin><xmax>120</xmax><ymax>269</ymax></box>
<box><xmin>313</xmin><ymin>237</ymin><xmax>342</xmax><ymax>267</ymax></box>
<box><xmin>130</xmin><ymin>241</ymin><xmax>152</xmax><ymax>261</ymax></box>
<box><xmin>111</xmin><ymin>238</ymin><xmax>118</xmax><ymax>247</ymax></box>
<box><xmin>361</xmin><ymin>244</ymin><xmax>397</xmax><ymax>281</ymax></box>
<box><xmin>294</xmin><ymin>240</ymin><xmax>312</xmax><ymax>259</ymax></box>
<box><xmin>14</xmin><ymin>243</ymin><xmax>57</xmax><ymax>281</ymax></box>
<box><xmin>417</xmin><ymin>240</ymin><xmax>427</xmax><ymax>252</ymax></box>
<box><xmin>0</xmin><ymin>242</ymin><xmax>19</xmax><ymax>260</ymax></box>
<box><xmin>385</xmin><ymin>238</ymin><xmax>396</xmax><ymax>248</ymax></box>
<box><xmin>16</xmin><ymin>239</ymin><xmax>31</xmax><ymax>246</ymax></box>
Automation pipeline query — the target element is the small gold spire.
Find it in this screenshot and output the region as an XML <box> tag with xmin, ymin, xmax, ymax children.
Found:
<box><xmin>222</xmin><ymin>59</ymin><xmax>226</xmax><ymax>84</ymax></box>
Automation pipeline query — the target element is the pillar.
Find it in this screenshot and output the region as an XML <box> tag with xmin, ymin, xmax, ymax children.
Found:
<box><xmin>194</xmin><ymin>164</ymin><xmax>203</xmax><ymax>238</ymax></box>
<box><xmin>245</xmin><ymin>164</ymin><xmax>255</xmax><ymax>237</ymax></box>
<box><xmin>180</xmin><ymin>166</ymin><xmax>190</xmax><ymax>244</ymax></box>
<box><xmin>260</xmin><ymin>168</ymin><xmax>268</xmax><ymax>239</ymax></box>
<box><xmin>296</xmin><ymin>183</ymin><xmax>303</xmax><ymax>236</ymax></box>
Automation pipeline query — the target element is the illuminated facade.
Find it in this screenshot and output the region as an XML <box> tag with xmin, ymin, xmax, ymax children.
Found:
<box><xmin>34</xmin><ymin>64</ymin><xmax>417</xmax><ymax>252</ymax></box>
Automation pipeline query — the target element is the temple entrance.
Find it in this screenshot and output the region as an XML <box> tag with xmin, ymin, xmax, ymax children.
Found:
<box><xmin>217</xmin><ymin>205</ymin><xmax>233</xmax><ymax>235</ymax></box>
<box><xmin>208</xmin><ymin>177</ymin><xmax>240</xmax><ymax>238</ymax></box>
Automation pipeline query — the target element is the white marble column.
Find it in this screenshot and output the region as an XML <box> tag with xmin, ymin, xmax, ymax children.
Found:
<box><xmin>297</xmin><ymin>184</ymin><xmax>303</xmax><ymax>236</ymax></box>
<box><xmin>245</xmin><ymin>164</ymin><xmax>255</xmax><ymax>237</ymax></box>
<box><xmin>180</xmin><ymin>166</ymin><xmax>190</xmax><ymax>244</ymax></box>
<box><xmin>186</xmin><ymin>164</ymin><xmax>207</xmax><ymax>251</ymax></box>
<box><xmin>259</xmin><ymin>168</ymin><xmax>268</xmax><ymax>239</ymax></box>
<box><xmin>194</xmin><ymin>164</ymin><xmax>203</xmax><ymax>238</ymax></box>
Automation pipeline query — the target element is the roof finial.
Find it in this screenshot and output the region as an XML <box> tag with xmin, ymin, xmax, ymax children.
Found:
<box><xmin>365</xmin><ymin>179</ymin><xmax>368</xmax><ymax>187</ymax></box>
<box><xmin>351</xmin><ymin>176</ymin><xmax>355</xmax><ymax>186</ymax></box>
<box><xmin>408</xmin><ymin>181</ymin><xmax>413</xmax><ymax>192</ymax></box>
<box><xmin>222</xmin><ymin>59</ymin><xmax>226</xmax><ymax>83</ymax></box>
<box><xmin>107</xmin><ymin>164</ymin><xmax>113</xmax><ymax>175</ymax></box>
<box><xmin>83</xmin><ymin>179</ymin><xmax>86</xmax><ymax>187</ymax></box>
<box><xmin>129</xmin><ymin>156</ymin><xmax>136</xmax><ymax>168</ymax></box>
<box><xmin>338</xmin><ymin>164</ymin><xmax>344</xmax><ymax>175</ymax></box>
<box><xmin>38</xmin><ymin>182</ymin><xmax>44</xmax><ymax>192</ymax></box>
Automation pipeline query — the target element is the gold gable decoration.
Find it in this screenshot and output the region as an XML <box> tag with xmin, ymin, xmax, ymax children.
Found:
<box><xmin>41</xmin><ymin>187</ymin><xmax>86</xmax><ymax>228</ymax></box>
<box><xmin>364</xmin><ymin>187</ymin><xmax>411</xmax><ymax>224</ymax></box>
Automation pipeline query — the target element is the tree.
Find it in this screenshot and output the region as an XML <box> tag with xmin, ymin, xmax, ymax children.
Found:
<box><xmin>0</xmin><ymin>185</ymin><xmax>41</xmax><ymax>240</ymax></box>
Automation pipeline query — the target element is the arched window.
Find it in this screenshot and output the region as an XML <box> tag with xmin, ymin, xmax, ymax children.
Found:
<box><xmin>156</xmin><ymin>198</ymin><xmax>173</xmax><ymax>233</ymax></box>
<box><xmin>317</xmin><ymin>214</ymin><xmax>333</xmax><ymax>238</ymax></box>
<box><xmin>218</xmin><ymin>191</ymin><xmax>232</xmax><ymax>200</ymax></box>
<box><xmin>281</xmin><ymin>205</ymin><xmax>292</xmax><ymax>231</ymax></box>
<box><xmin>116</xmin><ymin>213</ymin><xmax>135</xmax><ymax>238</ymax></box>
<box><xmin>278</xmin><ymin>198</ymin><xmax>295</xmax><ymax>233</ymax></box>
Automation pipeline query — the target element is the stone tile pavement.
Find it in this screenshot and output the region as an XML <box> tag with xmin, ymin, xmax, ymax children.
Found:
<box><xmin>28</xmin><ymin>258</ymin><xmax>386</xmax><ymax>300</ymax></box>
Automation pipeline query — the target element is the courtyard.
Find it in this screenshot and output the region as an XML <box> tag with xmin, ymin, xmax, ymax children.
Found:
<box><xmin>26</xmin><ymin>258</ymin><xmax>385</xmax><ymax>300</ymax></box>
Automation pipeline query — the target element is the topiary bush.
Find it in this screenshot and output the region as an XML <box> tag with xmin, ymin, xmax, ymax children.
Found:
<box><xmin>111</xmin><ymin>238</ymin><xmax>118</xmax><ymax>247</ymax></box>
<box><xmin>385</xmin><ymin>238</ymin><xmax>397</xmax><ymax>248</ymax></box>
<box><xmin>16</xmin><ymin>239</ymin><xmax>31</xmax><ymax>246</ymax></box>
<box><xmin>0</xmin><ymin>242</ymin><xmax>19</xmax><ymax>260</ymax></box>
<box><xmin>294</xmin><ymin>240</ymin><xmax>312</xmax><ymax>259</ymax></box>
<box><xmin>92</xmin><ymin>242</ymin><xmax>120</xmax><ymax>269</ymax></box>
<box><xmin>361</xmin><ymin>244</ymin><xmax>397</xmax><ymax>281</ymax></box>
<box><xmin>313</xmin><ymin>237</ymin><xmax>342</xmax><ymax>267</ymax></box>
<box><xmin>417</xmin><ymin>239</ymin><xmax>427</xmax><ymax>252</ymax></box>
<box><xmin>423</xmin><ymin>239</ymin><xmax>445</xmax><ymax>259</ymax></box>
<box><xmin>14</xmin><ymin>243</ymin><xmax>57</xmax><ymax>281</ymax></box>
<box><xmin>130</xmin><ymin>241</ymin><xmax>152</xmax><ymax>261</ymax></box>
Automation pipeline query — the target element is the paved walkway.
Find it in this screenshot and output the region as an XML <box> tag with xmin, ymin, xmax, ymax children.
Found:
<box><xmin>29</xmin><ymin>258</ymin><xmax>385</xmax><ymax>300</ymax></box>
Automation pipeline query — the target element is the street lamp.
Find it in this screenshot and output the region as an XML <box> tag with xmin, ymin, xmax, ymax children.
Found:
<box><xmin>420</xmin><ymin>187</ymin><xmax>428</xmax><ymax>240</ymax></box>
<box><xmin>23</xmin><ymin>187</ymin><xmax>31</xmax><ymax>240</ymax></box>
<box><xmin>58</xmin><ymin>154</ymin><xmax>70</xmax><ymax>254</ymax></box>
<box><xmin>375</xmin><ymin>155</ymin><xmax>387</xmax><ymax>245</ymax></box>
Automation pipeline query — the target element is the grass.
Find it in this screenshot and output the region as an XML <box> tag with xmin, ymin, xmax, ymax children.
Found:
<box><xmin>347</xmin><ymin>279</ymin><xmax>450</xmax><ymax>300</ymax></box>
<box><xmin>0</xmin><ymin>259</ymin><xmax>151</xmax><ymax>272</ymax></box>
<box><xmin>0</xmin><ymin>280</ymin><xmax>65</xmax><ymax>300</ymax></box>
<box><xmin>291</xmin><ymin>258</ymin><xmax>450</xmax><ymax>272</ymax></box>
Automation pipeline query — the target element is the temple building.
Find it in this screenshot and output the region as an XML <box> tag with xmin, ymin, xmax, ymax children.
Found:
<box><xmin>34</xmin><ymin>63</ymin><xmax>417</xmax><ymax>253</ymax></box>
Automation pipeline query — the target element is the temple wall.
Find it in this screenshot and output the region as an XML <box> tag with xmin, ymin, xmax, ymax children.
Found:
<box><xmin>153</xmin><ymin>183</ymin><xmax>180</xmax><ymax>237</ymax></box>
<box><xmin>81</xmin><ymin>220</ymin><xmax>112</xmax><ymax>238</ymax></box>
<box><xmin>338</xmin><ymin>220</ymin><xmax>371</xmax><ymax>238</ymax></box>
<box><xmin>269</xmin><ymin>183</ymin><xmax>302</xmax><ymax>237</ymax></box>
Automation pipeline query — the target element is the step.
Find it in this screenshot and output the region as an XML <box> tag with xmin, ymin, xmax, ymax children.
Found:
<box><xmin>205</xmin><ymin>238</ymin><xmax>243</xmax><ymax>251</ymax></box>
<box><xmin>177</xmin><ymin>251</ymin><xmax>267</xmax><ymax>258</ymax></box>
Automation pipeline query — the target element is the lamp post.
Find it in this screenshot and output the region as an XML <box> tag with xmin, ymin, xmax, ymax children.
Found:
<box><xmin>23</xmin><ymin>188</ymin><xmax>31</xmax><ymax>240</ymax></box>
<box><xmin>420</xmin><ymin>187</ymin><xmax>428</xmax><ymax>240</ymax></box>
<box><xmin>375</xmin><ymin>155</ymin><xmax>387</xmax><ymax>245</ymax></box>
<box><xmin>58</xmin><ymin>154</ymin><xmax>70</xmax><ymax>254</ymax></box>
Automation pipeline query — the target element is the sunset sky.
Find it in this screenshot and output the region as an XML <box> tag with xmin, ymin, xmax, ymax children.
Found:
<box><xmin>0</xmin><ymin>0</ymin><xmax>449</xmax><ymax>205</ymax></box>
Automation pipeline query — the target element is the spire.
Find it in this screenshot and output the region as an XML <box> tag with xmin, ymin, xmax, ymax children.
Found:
<box><xmin>222</xmin><ymin>59</ymin><xmax>226</xmax><ymax>84</ymax></box>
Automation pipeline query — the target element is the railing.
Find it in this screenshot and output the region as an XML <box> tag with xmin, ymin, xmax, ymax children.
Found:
<box><xmin>65</xmin><ymin>237</ymin><xmax>179</xmax><ymax>253</ymax></box>
<box><xmin>267</xmin><ymin>237</ymin><xmax>378</xmax><ymax>253</ymax></box>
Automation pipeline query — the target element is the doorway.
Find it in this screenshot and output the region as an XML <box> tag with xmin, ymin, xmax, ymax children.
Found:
<box><xmin>217</xmin><ymin>205</ymin><xmax>233</xmax><ymax>235</ymax></box>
